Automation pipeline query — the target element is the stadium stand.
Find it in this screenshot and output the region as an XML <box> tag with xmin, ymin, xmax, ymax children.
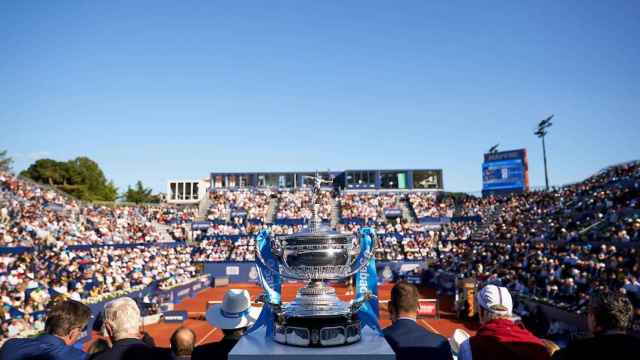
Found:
<box><xmin>0</xmin><ymin>160</ymin><xmax>638</xmax><ymax>350</ymax></box>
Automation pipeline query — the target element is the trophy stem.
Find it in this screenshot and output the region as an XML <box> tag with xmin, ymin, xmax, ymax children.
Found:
<box><xmin>307</xmin><ymin>279</ymin><xmax>325</xmax><ymax>288</ymax></box>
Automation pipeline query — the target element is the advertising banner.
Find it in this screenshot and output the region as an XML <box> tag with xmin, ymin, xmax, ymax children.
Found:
<box><xmin>417</xmin><ymin>299</ymin><xmax>438</xmax><ymax>318</ymax></box>
<box><xmin>163</xmin><ymin>310</ymin><xmax>188</xmax><ymax>323</ymax></box>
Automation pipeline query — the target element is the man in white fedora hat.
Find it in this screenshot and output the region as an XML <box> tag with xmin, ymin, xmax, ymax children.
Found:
<box><xmin>192</xmin><ymin>289</ymin><xmax>260</xmax><ymax>360</ymax></box>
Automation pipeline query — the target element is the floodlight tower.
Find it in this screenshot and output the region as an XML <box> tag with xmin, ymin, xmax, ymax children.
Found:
<box><xmin>535</xmin><ymin>115</ymin><xmax>554</xmax><ymax>191</ymax></box>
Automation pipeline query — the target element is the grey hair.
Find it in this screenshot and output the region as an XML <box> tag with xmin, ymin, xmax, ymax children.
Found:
<box><xmin>103</xmin><ymin>297</ymin><xmax>142</xmax><ymax>341</ymax></box>
<box><xmin>478</xmin><ymin>305</ymin><xmax>513</xmax><ymax>324</ymax></box>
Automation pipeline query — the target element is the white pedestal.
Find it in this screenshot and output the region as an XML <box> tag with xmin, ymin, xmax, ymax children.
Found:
<box><xmin>229</xmin><ymin>327</ymin><xmax>395</xmax><ymax>360</ymax></box>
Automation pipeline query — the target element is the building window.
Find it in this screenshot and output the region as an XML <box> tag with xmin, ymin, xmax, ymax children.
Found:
<box><xmin>347</xmin><ymin>171</ymin><xmax>376</xmax><ymax>188</ymax></box>
<box><xmin>185</xmin><ymin>182</ymin><xmax>192</xmax><ymax>200</ymax></box>
<box><xmin>177</xmin><ymin>182</ymin><xmax>184</xmax><ymax>200</ymax></box>
<box><xmin>170</xmin><ymin>183</ymin><xmax>176</xmax><ymax>200</ymax></box>
<box><xmin>413</xmin><ymin>170</ymin><xmax>440</xmax><ymax>189</ymax></box>
<box><xmin>193</xmin><ymin>182</ymin><xmax>199</xmax><ymax>199</ymax></box>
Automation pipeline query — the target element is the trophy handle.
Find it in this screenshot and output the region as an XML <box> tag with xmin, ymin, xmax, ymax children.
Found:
<box><xmin>350</xmin><ymin>292</ymin><xmax>378</xmax><ymax>313</ymax></box>
<box><xmin>255</xmin><ymin>235</ymin><xmax>280</xmax><ymax>274</ymax></box>
<box><xmin>342</xmin><ymin>231</ymin><xmax>378</xmax><ymax>278</ymax></box>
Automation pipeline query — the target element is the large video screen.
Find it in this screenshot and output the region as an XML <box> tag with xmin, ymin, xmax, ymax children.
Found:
<box><xmin>482</xmin><ymin>159</ymin><xmax>525</xmax><ymax>191</ymax></box>
<box><xmin>412</xmin><ymin>170</ymin><xmax>442</xmax><ymax>189</ymax></box>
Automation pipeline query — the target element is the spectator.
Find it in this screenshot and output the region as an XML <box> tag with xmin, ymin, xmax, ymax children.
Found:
<box><xmin>91</xmin><ymin>297</ymin><xmax>170</xmax><ymax>360</ymax></box>
<box><xmin>87</xmin><ymin>339</ymin><xmax>110</xmax><ymax>355</ymax></box>
<box><xmin>552</xmin><ymin>290</ymin><xmax>640</xmax><ymax>360</ymax></box>
<box><xmin>193</xmin><ymin>289</ymin><xmax>260</xmax><ymax>360</ymax></box>
<box><xmin>383</xmin><ymin>281</ymin><xmax>452</xmax><ymax>360</ymax></box>
<box><xmin>628</xmin><ymin>290</ymin><xmax>640</xmax><ymax>337</ymax></box>
<box><xmin>458</xmin><ymin>285</ymin><xmax>549</xmax><ymax>360</ymax></box>
<box><xmin>0</xmin><ymin>299</ymin><xmax>91</xmax><ymax>360</ymax></box>
<box><xmin>541</xmin><ymin>339</ymin><xmax>560</xmax><ymax>357</ymax></box>
<box><xmin>170</xmin><ymin>327</ymin><xmax>196</xmax><ymax>360</ymax></box>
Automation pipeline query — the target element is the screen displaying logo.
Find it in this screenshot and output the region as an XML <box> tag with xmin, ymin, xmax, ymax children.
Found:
<box><xmin>482</xmin><ymin>148</ymin><xmax>529</xmax><ymax>193</ymax></box>
<box><xmin>482</xmin><ymin>159</ymin><xmax>525</xmax><ymax>190</ymax></box>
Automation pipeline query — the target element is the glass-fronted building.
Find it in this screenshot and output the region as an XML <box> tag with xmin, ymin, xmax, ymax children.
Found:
<box><xmin>209</xmin><ymin>169</ymin><xmax>443</xmax><ymax>191</ymax></box>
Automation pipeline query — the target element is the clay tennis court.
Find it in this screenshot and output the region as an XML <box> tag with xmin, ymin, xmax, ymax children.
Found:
<box><xmin>129</xmin><ymin>283</ymin><xmax>478</xmax><ymax>348</ymax></box>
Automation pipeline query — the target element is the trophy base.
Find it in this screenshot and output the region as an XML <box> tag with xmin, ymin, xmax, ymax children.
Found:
<box><xmin>271</xmin><ymin>281</ymin><xmax>361</xmax><ymax>347</ymax></box>
<box><xmin>274</xmin><ymin>314</ymin><xmax>361</xmax><ymax>347</ymax></box>
<box><xmin>229</xmin><ymin>326</ymin><xmax>395</xmax><ymax>360</ymax></box>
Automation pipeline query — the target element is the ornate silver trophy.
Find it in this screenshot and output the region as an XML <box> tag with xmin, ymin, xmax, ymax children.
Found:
<box><xmin>256</xmin><ymin>175</ymin><xmax>377</xmax><ymax>347</ymax></box>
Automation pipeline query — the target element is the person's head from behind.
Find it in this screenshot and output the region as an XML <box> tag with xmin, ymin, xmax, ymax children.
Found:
<box><xmin>388</xmin><ymin>281</ymin><xmax>419</xmax><ymax>323</ymax></box>
<box><xmin>87</xmin><ymin>338</ymin><xmax>110</xmax><ymax>355</ymax></box>
<box><xmin>588</xmin><ymin>290</ymin><xmax>633</xmax><ymax>334</ymax></box>
<box><xmin>44</xmin><ymin>299</ymin><xmax>92</xmax><ymax>345</ymax></box>
<box><xmin>207</xmin><ymin>289</ymin><xmax>260</xmax><ymax>339</ymax></box>
<box><xmin>102</xmin><ymin>297</ymin><xmax>142</xmax><ymax>342</ymax></box>
<box><xmin>541</xmin><ymin>339</ymin><xmax>560</xmax><ymax>356</ymax></box>
<box><xmin>170</xmin><ymin>327</ymin><xmax>196</xmax><ymax>357</ymax></box>
<box><xmin>221</xmin><ymin>327</ymin><xmax>247</xmax><ymax>339</ymax></box>
<box><xmin>476</xmin><ymin>284</ymin><xmax>513</xmax><ymax>324</ymax></box>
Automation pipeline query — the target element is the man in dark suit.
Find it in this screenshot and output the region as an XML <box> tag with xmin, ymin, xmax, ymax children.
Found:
<box><xmin>90</xmin><ymin>297</ymin><xmax>171</xmax><ymax>360</ymax></box>
<box><xmin>0</xmin><ymin>299</ymin><xmax>91</xmax><ymax>360</ymax></box>
<box><xmin>383</xmin><ymin>281</ymin><xmax>453</xmax><ymax>360</ymax></box>
<box><xmin>552</xmin><ymin>290</ymin><xmax>640</xmax><ymax>360</ymax></box>
<box><xmin>169</xmin><ymin>327</ymin><xmax>196</xmax><ymax>360</ymax></box>
<box><xmin>192</xmin><ymin>289</ymin><xmax>260</xmax><ymax>360</ymax></box>
<box><xmin>191</xmin><ymin>328</ymin><xmax>243</xmax><ymax>360</ymax></box>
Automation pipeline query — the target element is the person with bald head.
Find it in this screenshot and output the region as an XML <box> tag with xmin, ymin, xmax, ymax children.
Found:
<box><xmin>170</xmin><ymin>327</ymin><xmax>196</xmax><ymax>360</ymax></box>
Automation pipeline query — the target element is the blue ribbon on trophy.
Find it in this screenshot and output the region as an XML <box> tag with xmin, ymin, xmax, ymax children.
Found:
<box><xmin>354</xmin><ymin>226</ymin><xmax>383</xmax><ymax>335</ymax></box>
<box><xmin>247</xmin><ymin>229</ymin><xmax>281</xmax><ymax>337</ymax></box>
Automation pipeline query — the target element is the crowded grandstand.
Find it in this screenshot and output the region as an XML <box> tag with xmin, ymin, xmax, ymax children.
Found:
<box><xmin>0</xmin><ymin>160</ymin><xmax>639</xmax><ymax>351</ymax></box>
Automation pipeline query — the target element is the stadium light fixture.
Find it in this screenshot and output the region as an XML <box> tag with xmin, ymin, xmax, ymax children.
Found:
<box><xmin>535</xmin><ymin>115</ymin><xmax>554</xmax><ymax>191</ymax></box>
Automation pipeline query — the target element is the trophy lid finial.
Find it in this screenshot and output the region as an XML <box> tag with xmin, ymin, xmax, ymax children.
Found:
<box><xmin>309</xmin><ymin>171</ymin><xmax>323</xmax><ymax>232</ymax></box>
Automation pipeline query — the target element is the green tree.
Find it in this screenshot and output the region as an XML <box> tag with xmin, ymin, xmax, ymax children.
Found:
<box><xmin>21</xmin><ymin>159</ymin><xmax>67</xmax><ymax>185</ymax></box>
<box><xmin>0</xmin><ymin>150</ymin><xmax>13</xmax><ymax>172</ymax></box>
<box><xmin>123</xmin><ymin>180</ymin><xmax>157</xmax><ymax>204</ymax></box>
<box><xmin>20</xmin><ymin>156</ymin><xmax>118</xmax><ymax>202</ymax></box>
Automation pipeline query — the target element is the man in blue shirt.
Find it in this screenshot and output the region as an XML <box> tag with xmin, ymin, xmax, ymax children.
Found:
<box><xmin>0</xmin><ymin>299</ymin><xmax>92</xmax><ymax>360</ymax></box>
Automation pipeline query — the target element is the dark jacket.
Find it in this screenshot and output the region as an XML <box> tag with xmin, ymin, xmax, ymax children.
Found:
<box><xmin>552</xmin><ymin>332</ymin><xmax>640</xmax><ymax>360</ymax></box>
<box><xmin>89</xmin><ymin>338</ymin><xmax>172</xmax><ymax>360</ymax></box>
<box><xmin>0</xmin><ymin>334</ymin><xmax>85</xmax><ymax>360</ymax></box>
<box><xmin>383</xmin><ymin>319</ymin><xmax>453</xmax><ymax>360</ymax></box>
<box><xmin>191</xmin><ymin>338</ymin><xmax>239</xmax><ymax>360</ymax></box>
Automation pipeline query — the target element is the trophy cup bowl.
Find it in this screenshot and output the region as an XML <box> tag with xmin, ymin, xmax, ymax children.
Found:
<box><xmin>256</xmin><ymin>223</ymin><xmax>376</xmax><ymax>347</ymax></box>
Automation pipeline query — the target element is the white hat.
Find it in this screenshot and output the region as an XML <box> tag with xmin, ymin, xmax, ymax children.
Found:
<box><xmin>476</xmin><ymin>284</ymin><xmax>513</xmax><ymax>315</ymax></box>
<box><xmin>205</xmin><ymin>289</ymin><xmax>261</xmax><ymax>329</ymax></box>
<box><xmin>449</xmin><ymin>329</ymin><xmax>471</xmax><ymax>354</ymax></box>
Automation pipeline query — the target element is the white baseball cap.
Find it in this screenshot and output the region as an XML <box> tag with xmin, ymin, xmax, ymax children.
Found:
<box><xmin>476</xmin><ymin>284</ymin><xmax>513</xmax><ymax>315</ymax></box>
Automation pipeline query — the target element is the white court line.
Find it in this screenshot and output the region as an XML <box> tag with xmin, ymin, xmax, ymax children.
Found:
<box><xmin>419</xmin><ymin>318</ymin><xmax>440</xmax><ymax>335</ymax></box>
<box><xmin>197</xmin><ymin>327</ymin><xmax>218</xmax><ymax>346</ymax></box>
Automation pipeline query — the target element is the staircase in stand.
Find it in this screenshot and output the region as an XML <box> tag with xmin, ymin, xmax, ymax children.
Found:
<box><xmin>399</xmin><ymin>197</ymin><xmax>417</xmax><ymax>223</ymax></box>
<box><xmin>470</xmin><ymin>204</ymin><xmax>503</xmax><ymax>241</ymax></box>
<box><xmin>155</xmin><ymin>223</ymin><xmax>176</xmax><ymax>243</ymax></box>
<box><xmin>265</xmin><ymin>197</ymin><xmax>279</xmax><ymax>224</ymax></box>
<box><xmin>197</xmin><ymin>194</ymin><xmax>211</xmax><ymax>221</ymax></box>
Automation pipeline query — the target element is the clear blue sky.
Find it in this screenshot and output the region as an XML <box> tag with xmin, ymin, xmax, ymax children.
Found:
<box><xmin>1</xmin><ymin>1</ymin><xmax>639</xmax><ymax>194</ymax></box>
